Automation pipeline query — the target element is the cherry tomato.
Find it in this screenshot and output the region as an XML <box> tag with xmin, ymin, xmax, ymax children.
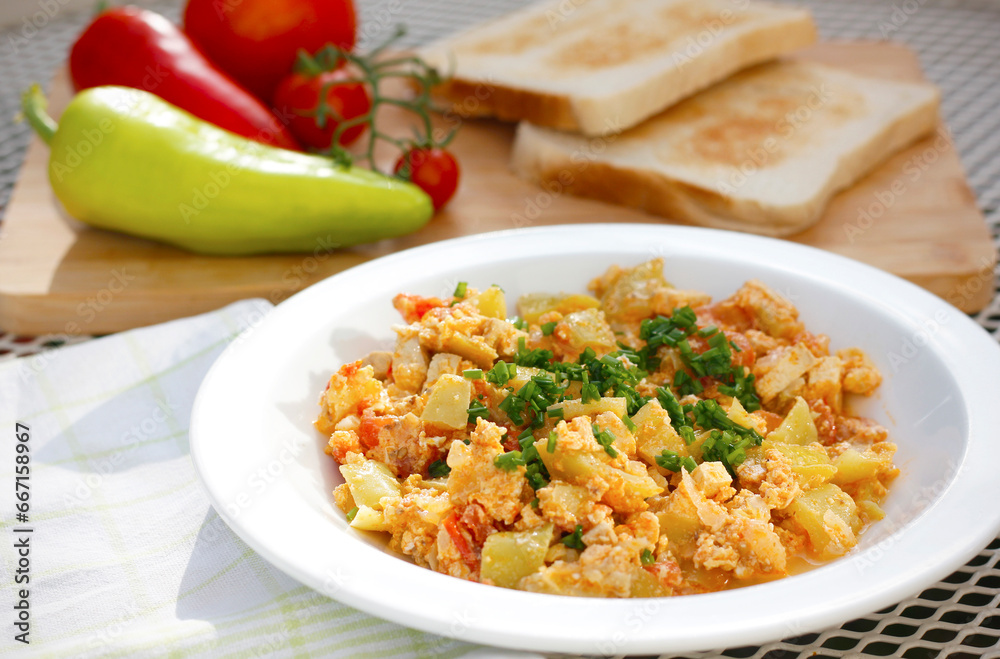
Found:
<box><xmin>394</xmin><ymin>148</ymin><xmax>460</xmax><ymax>211</ymax></box>
<box><xmin>183</xmin><ymin>0</ymin><xmax>357</xmax><ymax>102</ymax></box>
<box><xmin>273</xmin><ymin>68</ymin><xmax>371</xmax><ymax>149</ymax></box>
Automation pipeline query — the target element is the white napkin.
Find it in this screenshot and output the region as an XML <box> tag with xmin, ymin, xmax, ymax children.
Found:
<box><xmin>0</xmin><ymin>300</ymin><xmax>540</xmax><ymax>658</ymax></box>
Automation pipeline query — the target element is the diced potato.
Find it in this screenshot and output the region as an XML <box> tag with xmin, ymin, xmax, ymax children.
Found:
<box><xmin>548</xmin><ymin>397</ymin><xmax>627</xmax><ymax>421</ymax></box>
<box><xmin>349</xmin><ymin>505</ymin><xmax>389</xmax><ymax>532</ymax></box>
<box><xmin>786</xmin><ymin>483</ymin><xmax>861</xmax><ymax>558</ymax></box>
<box><xmin>767</xmin><ymin>397</ymin><xmax>818</xmax><ymax>445</ymax></box>
<box><xmin>339</xmin><ymin>459</ymin><xmax>401</xmax><ymax>510</ymax></box>
<box><xmin>761</xmin><ymin>440</ymin><xmax>837</xmax><ymax>486</ymax></box>
<box><xmin>421</xmin><ymin>374</ymin><xmax>473</xmax><ymax>430</ymax></box>
<box><xmin>517</xmin><ymin>293</ymin><xmax>600</xmax><ymax>325</ymax></box>
<box><xmin>480</xmin><ymin>524</ymin><xmax>553</xmax><ymax>589</ymax></box>
<box><xmin>630</xmin><ymin>567</ymin><xmax>673</xmax><ymax>598</ymax></box>
<box><xmin>558</xmin><ymin>308</ymin><xmax>617</xmax><ymax>352</ymax></box>
<box><xmin>832</xmin><ymin>448</ymin><xmax>882</xmax><ymax>485</ymax></box>
<box><xmin>471</xmin><ymin>286</ymin><xmax>507</xmax><ymax>319</ymax></box>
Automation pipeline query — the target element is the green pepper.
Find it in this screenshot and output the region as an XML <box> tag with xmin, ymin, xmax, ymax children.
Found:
<box><xmin>21</xmin><ymin>85</ymin><xmax>433</xmax><ymax>255</ymax></box>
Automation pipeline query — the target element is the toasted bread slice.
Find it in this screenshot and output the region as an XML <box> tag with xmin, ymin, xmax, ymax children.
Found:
<box><xmin>509</xmin><ymin>59</ymin><xmax>941</xmax><ymax>236</ymax></box>
<box><xmin>419</xmin><ymin>0</ymin><xmax>817</xmax><ymax>136</ymax></box>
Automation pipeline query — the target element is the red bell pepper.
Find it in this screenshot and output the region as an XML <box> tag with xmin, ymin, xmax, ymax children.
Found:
<box><xmin>69</xmin><ymin>6</ymin><xmax>301</xmax><ymax>151</ymax></box>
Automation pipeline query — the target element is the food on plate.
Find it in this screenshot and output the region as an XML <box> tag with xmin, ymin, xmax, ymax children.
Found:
<box><xmin>315</xmin><ymin>259</ymin><xmax>898</xmax><ymax>596</ymax></box>
<box><xmin>20</xmin><ymin>86</ymin><xmax>432</xmax><ymax>255</ymax></box>
<box><xmin>184</xmin><ymin>0</ymin><xmax>357</xmax><ymax>102</ymax></box>
<box><xmin>273</xmin><ymin>49</ymin><xmax>373</xmax><ymax>149</ymax></box>
<box><xmin>418</xmin><ymin>0</ymin><xmax>816</xmax><ymax>136</ymax></box>
<box><xmin>70</xmin><ymin>6</ymin><xmax>300</xmax><ymax>151</ymax></box>
<box><xmin>511</xmin><ymin>60</ymin><xmax>940</xmax><ymax>236</ymax></box>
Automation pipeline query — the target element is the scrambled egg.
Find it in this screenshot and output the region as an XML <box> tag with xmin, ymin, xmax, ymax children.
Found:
<box><xmin>315</xmin><ymin>259</ymin><xmax>898</xmax><ymax>597</ymax></box>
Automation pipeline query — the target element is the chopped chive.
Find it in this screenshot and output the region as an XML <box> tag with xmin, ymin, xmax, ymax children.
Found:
<box><xmin>641</xmin><ymin>549</ymin><xmax>656</xmax><ymax>566</ymax></box>
<box><xmin>453</xmin><ymin>281</ymin><xmax>467</xmax><ymax>298</ymax></box>
<box><xmin>547</xmin><ymin>431</ymin><xmax>557</xmax><ymax>453</ymax></box>
<box><xmin>463</xmin><ymin>369</ymin><xmax>483</xmax><ymax>379</ymax></box>
<box><xmin>621</xmin><ymin>414</ymin><xmax>637</xmax><ymax>432</ymax></box>
<box><xmin>494</xmin><ymin>450</ymin><xmax>525</xmax><ymax>471</ymax></box>
<box><xmin>346</xmin><ymin>506</ymin><xmax>359</xmax><ymax>522</ymax></box>
<box><xmin>467</xmin><ymin>401</ymin><xmax>490</xmax><ymax>423</ymax></box>
<box><xmin>541</xmin><ymin>321</ymin><xmax>557</xmax><ymax>336</ymax></box>
<box><xmin>428</xmin><ymin>459</ymin><xmax>451</xmax><ymax>478</ymax></box>
<box><xmin>561</xmin><ymin>524</ymin><xmax>586</xmax><ymax>550</ymax></box>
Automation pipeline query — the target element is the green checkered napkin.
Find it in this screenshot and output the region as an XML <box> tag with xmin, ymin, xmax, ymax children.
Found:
<box><xmin>0</xmin><ymin>300</ymin><xmax>535</xmax><ymax>658</ymax></box>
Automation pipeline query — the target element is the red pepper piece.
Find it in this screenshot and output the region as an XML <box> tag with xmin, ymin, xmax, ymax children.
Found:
<box><xmin>69</xmin><ymin>6</ymin><xmax>301</xmax><ymax>151</ymax></box>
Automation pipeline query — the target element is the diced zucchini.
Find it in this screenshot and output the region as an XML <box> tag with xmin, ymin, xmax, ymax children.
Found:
<box><xmin>517</xmin><ymin>293</ymin><xmax>600</xmax><ymax>325</ymax></box>
<box><xmin>471</xmin><ymin>286</ymin><xmax>507</xmax><ymax>319</ymax></box>
<box><xmin>508</xmin><ymin>365</ymin><xmax>542</xmax><ymax>392</ymax></box>
<box><xmin>635</xmin><ymin>412</ymin><xmax>689</xmax><ymax>469</ymax></box>
<box><xmin>349</xmin><ymin>505</ymin><xmax>389</xmax><ymax>532</ymax></box>
<box><xmin>787</xmin><ymin>483</ymin><xmax>861</xmax><ymax>558</ymax></box>
<box><xmin>425</xmin><ymin>353</ymin><xmax>462</xmax><ymax>388</ymax></box>
<box><xmin>421</xmin><ymin>373</ymin><xmax>473</xmax><ymax>429</ymax></box>
<box><xmin>480</xmin><ymin>524</ymin><xmax>553</xmax><ymax>589</ymax></box>
<box><xmin>535</xmin><ymin>440</ymin><xmax>660</xmax><ymax>501</ymax></box>
<box><xmin>535</xmin><ymin>442</ymin><xmax>604</xmax><ymax>482</ymax></box>
<box><xmin>726</xmin><ymin>398</ymin><xmax>757</xmax><ymax>433</ymax></box>
<box><xmin>559</xmin><ymin>308</ymin><xmax>617</xmax><ymax>352</ymax></box>
<box><xmin>656</xmin><ymin>509</ymin><xmax>701</xmax><ymax>553</ymax></box>
<box><xmin>392</xmin><ymin>332</ymin><xmax>429</xmax><ymax>392</ymax></box>
<box><xmin>440</xmin><ymin>332</ymin><xmax>497</xmax><ymax>369</ymax></box>
<box><xmin>767</xmin><ymin>397</ymin><xmax>818</xmax><ymax>445</ymax></box>
<box><xmin>548</xmin><ymin>397</ymin><xmax>627</xmax><ymax>421</ymax></box>
<box><xmin>857</xmin><ymin>500</ymin><xmax>885</xmax><ymax>522</ymax></box>
<box><xmin>540</xmin><ymin>482</ymin><xmax>591</xmax><ymax>519</ymax></box>
<box><xmin>339</xmin><ymin>459</ymin><xmax>401</xmax><ymax>510</ymax></box>
<box><xmin>832</xmin><ymin>448</ymin><xmax>882</xmax><ymax>485</ymax></box>
<box><xmin>600</xmin><ymin>259</ymin><xmax>669</xmax><ymax>322</ymax></box>
<box><xmin>761</xmin><ymin>439</ymin><xmax>837</xmax><ymax>486</ymax></box>
<box><xmin>630</xmin><ymin>566</ymin><xmax>673</xmax><ymax>598</ymax></box>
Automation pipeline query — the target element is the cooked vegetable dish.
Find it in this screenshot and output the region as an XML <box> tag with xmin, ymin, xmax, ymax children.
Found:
<box><xmin>315</xmin><ymin>259</ymin><xmax>898</xmax><ymax>596</ymax></box>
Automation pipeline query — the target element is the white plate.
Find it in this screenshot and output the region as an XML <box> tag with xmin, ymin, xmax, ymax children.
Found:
<box><xmin>190</xmin><ymin>225</ymin><xmax>1000</xmax><ymax>655</ymax></box>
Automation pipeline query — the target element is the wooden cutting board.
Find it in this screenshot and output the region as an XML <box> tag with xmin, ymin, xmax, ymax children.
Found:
<box><xmin>0</xmin><ymin>41</ymin><xmax>994</xmax><ymax>335</ymax></box>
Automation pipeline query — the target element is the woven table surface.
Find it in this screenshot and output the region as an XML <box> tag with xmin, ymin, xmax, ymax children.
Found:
<box><xmin>1</xmin><ymin>1</ymin><xmax>999</xmax><ymax>657</ymax></box>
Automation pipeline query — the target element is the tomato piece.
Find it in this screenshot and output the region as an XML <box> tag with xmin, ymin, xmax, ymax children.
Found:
<box><xmin>394</xmin><ymin>147</ymin><xmax>460</xmax><ymax>211</ymax></box>
<box><xmin>183</xmin><ymin>0</ymin><xmax>357</xmax><ymax>102</ymax></box>
<box><xmin>443</xmin><ymin>512</ymin><xmax>481</xmax><ymax>573</ymax></box>
<box><xmin>357</xmin><ymin>410</ymin><xmax>394</xmax><ymax>451</ymax></box>
<box><xmin>273</xmin><ymin>68</ymin><xmax>371</xmax><ymax>149</ymax></box>
<box><xmin>392</xmin><ymin>293</ymin><xmax>446</xmax><ymax>324</ymax></box>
